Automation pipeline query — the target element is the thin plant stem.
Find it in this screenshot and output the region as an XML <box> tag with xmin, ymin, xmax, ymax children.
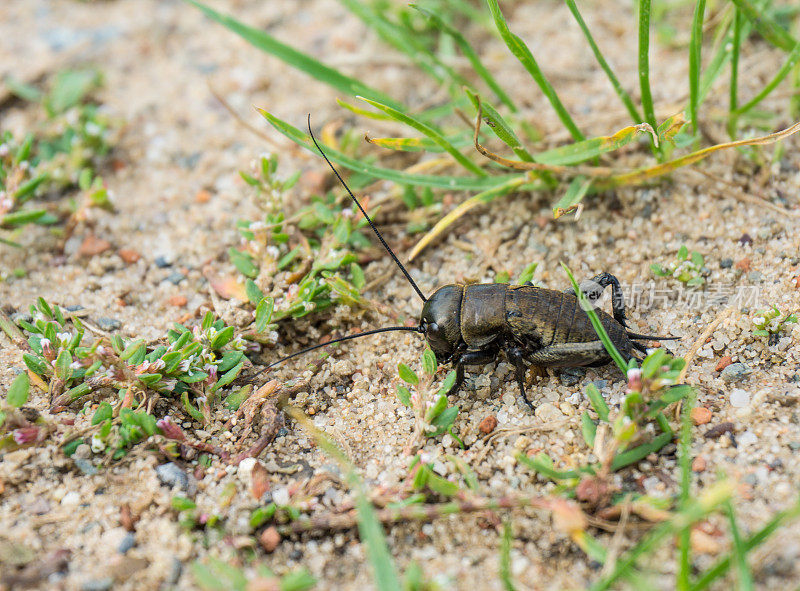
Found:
<box><xmin>637</xmin><ymin>0</ymin><xmax>660</xmax><ymax>155</ymax></box>
<box><xmin>729</xmin><ymin>7</ymin><xmax>743</xmax><ymax>137</ymax></box>
<box><xmin>689</xmin><ymin>0</ymin><xmax>707</xmax><ymax>136</ymax></box>
<box><xmin>677</xmin><ymin>388</ymin><xmax>696</xmax><ymax>590</ymax></box>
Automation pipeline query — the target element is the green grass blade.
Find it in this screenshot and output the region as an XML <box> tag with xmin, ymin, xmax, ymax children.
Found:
<box><xmin>358</xmin><ymin>96</ymin><xmax>487</xmax><ymax>176</ymax></box>
<box><xmin>185</xmin><ymin>0</ymin><xmax>404</xmax><ymax>110</ymax></box>
<box><xmin>535</xmin><ymin>124</ymin><xmax>651</xmax><ymax>166</ymax></box>
<box><xmin>725</xmin><ymin>500</ymin><xmax>754</xmax><ymax>591</ymax></box>
<box><xmin>677</xmin><ymin>388</ymin><xmax>696</xmax><ymax>591</ymax></box>
<box><xmin>690</xmin><ymin>497</ymin><xmax>800</xmax><ymax>591</ymax></box>
<box><xmin>698</xmin><ymin>7</ymin><xmax>753</xmax><ymax>105</ymax></box>
<box><xmin>486</xmin><ymin>0</ymin><xmax>584</xmax><ymax>141</ymax></box>
<box><xmin>590</xmin><ymin>481</ymin><xmax>734</xmax><ymax>591</ymax></box>
<box><xmin>259</xmin><ymin>109</ymin><xmax>518</xmax><ymax>190</ymax></box>
<box><xmin>637</xmin><ymin>0</ymin><xmax>659</xmax><ymax>153</ymax></box>
<box><xmin>464</xmin><ymin>89</ymin><xmax>533</xmax><ymax>161</ymax></box>
<box><xmin>413</xmin><ymin>5</ymin><xmax>517</xmax><ymax>111</ymax></box>
<box><xmin>339</xmin><ymin>0</ymin><xmax>465</xmax><ymax>87</ymax></box>
<box><xmin>552</xmin><ymin>176</ymin><xmax>592</xmax><ymax>218</ymax></box>
<box><xmin>560</xmin><ymin>263</ymin><xmax>627</xmax><ymax>372</ymax></box>
<box><xmin>564</xmin><ymin>0</ymin><xmax>642</xmax><ymax>123</ymax></box>
<box><xmin>610</xmin><ymin>432</ymin><xmax>673</xmax><ymax>471</ymax></box>
<box><xmin>729</xmin><ymin>0</ymin><xmax>797</xmax><ymax>51</ymax></box>
<box><xmin>729</xmin><ymin>7</ymin><xmax>743</xmax><ymax>137</ymax></box>
<box><xmin>688</xmin><ymin>0</ymin><xmax>707</xmax><ymax>135</ymax></box>
<box><xmin>735</xmin><ymin>40</ymin><xmax>800</xmax><ymax>115</ymax></box>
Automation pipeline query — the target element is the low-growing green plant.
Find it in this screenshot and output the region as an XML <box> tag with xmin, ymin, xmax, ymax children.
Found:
<box><xmin>17</xmin><ymin>299</ymin><xmax>248</xmax><ymax>417</ymax></box>
<box><xmin>231</xmin><ymin>154</ymin><xmax>372</xmax><ymax>336</ymax></box>
<box><xmin>650</xmin><ymin>245</ymin><xmax>707</xmax><ymax>286</ymax></box>
<box><xmin>0</xmin><ymin>372</ymin><xmax>47</xmax><ymax>452</ymax></box>
<box><xmin>752</xmin><ymin>304</ymin><xmax>797</xmax><ymax>338</ymax></box>
<box><xmin>1</xmin><ymin>69</ymin><xmax>118</xmax><ymax>245</ymax></box>
<box><xmin>396</xmin><ymin>347</ymin><xmax>461</xmax><ymax>449</ymax></box>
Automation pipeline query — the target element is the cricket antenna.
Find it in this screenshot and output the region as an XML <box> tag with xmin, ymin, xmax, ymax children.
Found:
<box><xmin>307</xmin><ymin>114</ymin><xmax>428</xmax><ymax>303</ymax></box>
<box><xmin>249</xmin><ymin>325</ymin><xmax>423</xmax><ymax>381</ymax></box>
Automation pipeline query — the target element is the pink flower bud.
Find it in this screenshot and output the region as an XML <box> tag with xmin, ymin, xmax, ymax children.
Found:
<box><xmin>13</xmin><ymin>427</ymin><xmax>40</xmax><ymax>445</ymax></box>
<box><xmin>626</xmin><ymin>367</ymin><xmax>642</xmax><ymax>392</ymax></box>
<box><xmin>157</xmin><ymin>416</ymin><xmax>186</xmax><ymax>441</ymax></box>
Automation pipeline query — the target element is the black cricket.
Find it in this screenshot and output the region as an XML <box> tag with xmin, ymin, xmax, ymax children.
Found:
<box><xmin>256</xmin><ymin>116</ymin><xmax>677</xmax><ymax>409</ymax></box>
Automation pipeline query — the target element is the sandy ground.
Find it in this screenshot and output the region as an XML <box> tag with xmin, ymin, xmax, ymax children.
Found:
<box><xmin>1</xmin><ymin>1</ymin><xmax>799</xmax><ymax>589</ymax></box>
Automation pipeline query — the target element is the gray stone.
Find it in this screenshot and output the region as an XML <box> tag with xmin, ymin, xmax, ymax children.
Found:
<box><xmin>746</xmin><ymin>271</ymin><xmax>763</xmax><ymax>283</ymax></box>
<box><xmin>720</xmin><ymin>258</ymin><xmax>733</xmax><ymax>269</ymax></box>
<box><xmin>165</xmin><ymin>271</ymin><xmax>186</xmax><ymax>285</ymax></box>
<box><xmin>118</xmin><ymin>532</ymin><xmax>136</xmax><ymax>554</ymax></box>
<box><xmin>721</xmin><ymin>362</ymin><xmax>752</xmax><ymax>383</ymax></box>
<box><xmin>74</xmin><ymin>458</ymin><xmax>98</xmax><ymax>476</ymax></box>
<box><xmin>154</xmin><ymin>256</ymin><xmax>172</xmax><ymax>268</ymax></box>
<box><xmin>165</xmin><ymin>557</ymin><xmax>183</xmax><ymax>585</ymax></box>
<box><xmin>81</xmin><ymin>579</ymin><xmax>113</xmax><ymax>591</ymax></box>
<box><xmin>96</xmin><ymin>317</ymin><xmax>121</xmax><ymax>331</ymax></box>
<box><xmin>155</xmin><ymin>462</ymin><xmax>195</xmax><ymax>493</ymax></box>
<box><xmin>559</xmin><ymin>367</ymin><xmax>585</xmax><ymax>386</ymax></box>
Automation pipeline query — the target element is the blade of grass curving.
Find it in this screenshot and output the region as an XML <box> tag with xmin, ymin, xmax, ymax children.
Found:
<box><xmin>339</xmin><ymin>0</ymin><xmax>465</xmax><ymax>87</ymax></box>
<box><xmin>413</xmin><ymin>5</ymin><xmax>517</xmax><ymax>112</ymax></box>
<box><xmin>366</xmin><ymin>135</ymin><xmax>446</xmax><ymax>153</ymax></box>
<box><xmin>609</xmin><ymin>432</ymin><xmax>673</xmax><ymax>471</ymax></box>
<box><xmin>637</xmin><ymin>0</ymin><xmax>660</xmax><ymax>154</ymax></box>
<box><xmin>561</xmin><ymin>263</ymin><xmax>627</xmax><ymax>372</ymax></box>
<box><xmin>735</xmin><ymin>39</ymin><xmax>800</xmax><ymax>115</ymax></box>
<box><xmin>688</xmin><ymin>0</ymin><xmax>707</xmax><ymax>135</ymax></box>
<box><xmin>358</xmin><ymin>96</ymin><xmax>487</xmax><ymax>176</ymax></box>
<box><xmin>408</xmin><ymin>176</ymin><xmax>535</xmax><ymax>260</ymax></box>
<box><xmin>286</xmin><ymin>406</ymin><xmax>402</xmax><ymax>591</ymax></box>
<box><xmin>729</xmin><ymin>0</ymin><xmax>797</xmax><ymax>51</ymax></box>
<box><xmin>486</xmin><ymin>0</ymin><xmax>585</xmax><ymax>141</ymax></box>
<box><xmin>185</xmin><ymin>0</ymin><xmax>404</xmax><ymax>110</ymax></box>
<box><xmin>564</xmin><ymin>0</ymin><xmax>642</xmax><ymax>123</ymax></box>
<box><xmin>590</xmin><ymin>481</ymin><xmax>734</xmax><ymax>591</ymax></box>
<box><xmin>690</xmin><ymin>496</ymin><xmax>800</xmax><ymax>591</ymax></box>
<box><xmin>603</xmin><ymin>121</ymin><xmax>800</xmax><ymax>186</ymax></box>
<box><xmin>728</xmin><ymin>7</ymin><xmax>743</xmax><ymax>137</ymax></box>
<box><xmin>725</xmin><ymin>500</ymin><xmax>754</xmax><ymax>591</ymax></box>
<box><xmin>552</xmin><ymin>176</ymin><xmax>593</xmax><ymax>218</ymax></box>
<box><xmin>465</xmin><ymin>89</ymin><xmax>533</xmax><ymax>161</ymax></box>
<box><xmin>677</xmin><ymin>388</ymin><xmax>696</xmax><ymax>591</ymax></box>
<box><xmin>337</xmin><ymin>99</ymin><xmax>396</xmax><ymax>121</ymax></box>
<box><xmin>259</xmin><ymin>109</ymin><xmax>519</xmax><ymax>190</ymax></box>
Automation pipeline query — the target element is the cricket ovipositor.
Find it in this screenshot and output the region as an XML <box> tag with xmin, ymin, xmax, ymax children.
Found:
<box><xmin>253</xmin><ymin>116</ymin><xmax>678</xmax><ymax>409</ymax></box>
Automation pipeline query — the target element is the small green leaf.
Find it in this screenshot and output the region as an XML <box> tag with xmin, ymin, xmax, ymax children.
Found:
<box><xmin>245</xmin><ymin>279</ymin><xmax>264</xmax><ymax>304</ymax></box>
<box><xmin>254</xmin><ymin>297</ymin><xmax>274</xmax><ymax>333</ymax></box>
<box><xmin>585</xmin><ymin>383</ymin><xmax>610</xmax><ymax>422</ymax></box>
<box><xmin>55</xmin><ymin>349</ymin><xmax>73</xmax><ymax>381</ymax></box>
<box><xmin>228</xmin><ymin>247</ymin><xmax>259</xmax><ymax>278</ymax></box>
<box><xmin>92</xmin><ymin>402</ymin><xmax>113</xmax><ymax>425</ymax></box>
<box><xmin>250</xmin><ymin>503</ymin><xmax>277</xmax><ymax>528</ymax></box>
<box><xmin>516</xmin><ymin>262</ymin><xmax>538</xmax><ymax>285</ymax></box>
<box><xmin>398</xmin><ymin>363</ymin><xmax>419</xmax><ymax>386</ymax></box>
<box><xmin>425</xmin><ymin>393</ymin><xmax>448</xmax><ymax>423</ymax></box>
<box><xmin>6</xmin><ymin>372</ymin><xmax>30</xmax><ymax>407</ymax></box>
<box><xmin>396</xmin><ymin>385</ymin><xmax>411</xmax><ymax>407</ymax></box>
<box><xmin>581</xmin><ymin>411</ymin><xmax>597</xmax><ymax>446</ymax></box>
<box><xmin>210</xmin><ymin>361</ymin><xmax>244</xmax><ymax>393</ymax></box>
<box><xmin>426</xmin><ymin>472</ymin><xmax>459</xmax><ymax>496</ymax></box>
<box><xmin>437</xmin><ymin>370</ymin><xmax>457</xmax><ymax>396</ymax></box>
<box><xmin>171</xmin><ymin>495</ymin><xmax>197</xmax><ymax>511</ymax></box>
<box><xmin>181</xmin><ymin>392</ymin><xmax>205</xmax><ymax>423</ymax></box>
<box><xmin>421</xmin><ymin>348</ymin><xmax>437</xmax><ymax>375</ymax></box>
<box><xmin>225</xmin><ymin>385</ymin><xmax>251</xmax><ymax>411</ymax></box>
<box><xmin>22</xmin><ymin>353</ymin><xmax>48</xmax><ymax>376</ymax></box>
<box><xmin>209</xmin><ymin>326</ymin><xmax>235</xmax><ymax>350</ymax></box>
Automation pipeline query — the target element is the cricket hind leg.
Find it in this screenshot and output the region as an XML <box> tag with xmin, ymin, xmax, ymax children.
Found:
<box><xmin>564</xmin><ymin>271</ymin><xmax>628</xmax><ymax>328</ymax></box>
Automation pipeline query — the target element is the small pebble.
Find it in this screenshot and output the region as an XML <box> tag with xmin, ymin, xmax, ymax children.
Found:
<box><xmin>165</xmin><ymin>271</ymin><xmax>186</xmax><ymax>285</ymax></box>
<box><xmin>118</xmin><ymin>532</ymin><xmax>136</xmax><ymax>554</ymax></box>
<box><xmin>118</xmin><ymin>249</ymin><xmax>141</xmax><ymax>264</ymax></box>
<box><xmin>96</xmin><ymin>317</ymin><xmax>122</xmax><ymax>331</ymax></box>
<box><xmin>534</xmin><ymin>402</ymin><xmax>564</xmax><ymax>423</ymax></box>
<box><xmin>738</xmin><ymin>233</ymin><xmax>753</xmax><ymax>245</ymax></box>
<box><xmin>154</xmin><ymin>255</ymin><xmax>172</xmax><ymax>268</ymax></box>
<box><xmin>720</xmin><ymin>258</ymin><xmax>733</xmax><ymax>269</ymax></box>
<box><xmin>591</xmin><ymin>379</ymin><xmax>608</xmax><ymax>390</ymax></box>
<box><xmin>74</xmin><ymin>458</ymin><xmax>98</xmax><ymax>475</ymax></box>
<box><xmin>73</xmin><ymin>444</ymin><xmax>92</xmax><ymax>460</ymax></box>
<box><xmin>734</xmin><ymin>258</ymin><xmax>751</xmax><ymax>271</ymax></box>
<box><xmin>155</xmin><ymin>462</ymin><xmax>193</xmax><ymax>493</ymax></box>
<box><xmin>690</xmin><ymin>407</ymin><xmax>712</xmax><ymax>426</ymax></box>
<box><xmin>78</xmin><ymin>234</ymin><xmax>112</xmax><ymax>257</ymax></box>
<box><xmin>478</xmin><ymin>415</ymin><xmax>498</xmax><ymax>434</ymax></box>
<box><xmin>559</xmin><ymin>367</ymin><xmax>584</xmax><ymax>386</ymax></box>
<box><xmin>738</xmin><ymin>431</ymin><xmax>758</xmax><ymax>446</ymax></box>
<box><xmin>166</xmin><ymin>295</ymin><xmax>188</xmax><ymax>307</ymax></box>
<box><xmin>692</xmin><ymin>456</ymin><xmax>707</xmax><ymax>472</ymax></box>
<box><xmin>259</xmin><ymin>526</ymin><xmax>281</xmax><ymax>553</ymax></box>
<box><xmin>730</xmin><ymin>389</ymin><xmax>751</xmax><ymax>408</ymax></box>
<box><xmin>61</xmin><ymin>491</ymin><xmax>81</xmax><ymax>506</ymax></box>
<box><xmin>721</xmin><ymin>362</ymin><xmax>751</xmax><ymax>383</ymax></box>
<box><xmin>747</xmin><ymin>271</ymin><xmax>763</xmax><ymax>283</ymax></box>
<box><xmin>166</xmin><ymin>557</ymin><xmax>183</xmax><ymax>585</ymax></box>
<box><xmin>715</xmin><ymin>356</ymin><xmax>733</xmax><ymax>372</ymax></box>
<box><xmin>788</xmin><ymin>442</ymin><xmax>800</xmax><ymax>451</ymax></box>
<box><xmin>81</xmin><ymin>578</ymin><xmax>113</xmax><ymax>591</ymax></box>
